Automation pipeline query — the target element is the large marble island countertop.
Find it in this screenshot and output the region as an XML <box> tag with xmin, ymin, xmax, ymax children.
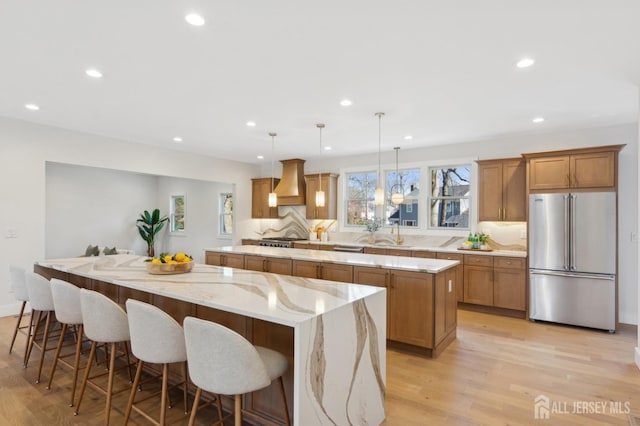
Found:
<box><xmin>206</xmin><ymin>245</ymin><xmax>460</xmax><ymax>273</ymax></box>
<box><xmin>35</xmin><ymin>255</ymin><xmax>384</xmax><ymax>328</ymax></box>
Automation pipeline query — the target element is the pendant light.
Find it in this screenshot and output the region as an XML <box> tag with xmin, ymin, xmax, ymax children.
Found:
<box><xmin>391</xmin><ymin>147</ymin><xmax>404</xmax><ymax>205</ymax></box>
<box><xmin>374</xmin><ymin>112</ymin><xmax>385</xmax><ymax>206</ymax></box>
<box><xmin>315</xmin><ymin>123</ymin><xmax>326</xmax><ymax>208</ymax></box>
<box><xmin>268</xmin><ymin>132</ymin><xmax>278</xmax><ymax>207</ymax></box>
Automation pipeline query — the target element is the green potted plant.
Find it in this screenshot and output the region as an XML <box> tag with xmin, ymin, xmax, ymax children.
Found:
<box><xmin>136</xmin><ymin>209</ymin><xmax>169</xmax><ymax>257</ymax></box>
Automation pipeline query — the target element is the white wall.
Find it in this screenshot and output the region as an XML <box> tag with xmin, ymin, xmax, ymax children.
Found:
<box><xmin>0</xmin><ymin>116</ymin><xmax>259</xmax><ymax>317</ymax></box>
<box><xmin>299</xmin><ymin>123</ymin><xmax>639</xmax><ymax>325</ymax></box>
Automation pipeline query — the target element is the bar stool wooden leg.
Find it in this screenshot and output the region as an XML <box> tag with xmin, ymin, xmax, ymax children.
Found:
<box><xmin>234</xmin><ymin>394</ymin><xmax>242</xmax><ymax>426</ymax></box>
<box><xmin>46</xmin><ymin>322</ymin><xmax>68</xmax><ymax>389</ymax></box>
<box><xmin>74</xmin><ymin>340</ymin><xmax>97</xmax><ymax>416</ymax></box>
<box><xmin>160</xmin><ymin>364</ymin><xmax>169</xmax><ymax>425</ymax></box>
<box><xmin>188</xmin><ymin>387</ymin><xmax>202</xmax><ymax>426</ymax></box>
<box><xmin>123</xmin><ymin>359</ymin><xmax>145</xmax><ymax>424</ymax></box>
<box><xmin>279</xmin><ymin>376</ymin><xmax>291</xmax><ymax>426</ymax></box>
<box><xmin>104</xmin><ymin>341</ymin><xmax>117</xmax><ymax>425</ymax></box>
<box><xmin>182</xmin><ymin>362</ymin><xmax>189</xmax><ymax>415</ymax></box>
<box><xmin>24</xmin><ymin>310</ymin><xmax>42</xmax><ymax>368</ymax></box>
<box><xmin>69</xmin><ymin>324</ymin><xmax>84</xmax><ymax>406</ymax></box>
<box><xmin>35</xmin><ymin>311</ymin><xmax>53</xmax><ymax>383</ymax></box>
<box><xmin>9</xmin><ymin>300</ymin><xmax>26</xmax><ymax>354</ymax></box>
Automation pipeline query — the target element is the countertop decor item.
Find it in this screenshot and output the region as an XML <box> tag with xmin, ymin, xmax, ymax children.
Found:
<box><xmin>145</xmin><ymin>252</ymin><xmax>193</xmax><ymax>275</ymax></box>
<box><xmin>136</xmin><ymin>209</ymin><xmax>169</xmax><ymax>257</ymax></box>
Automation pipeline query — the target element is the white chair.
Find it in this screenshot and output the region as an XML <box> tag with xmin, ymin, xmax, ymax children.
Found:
<box><xmin>123</xmin><ymin>299</ymin><xmax>202</xmax><ymax>425</ymax></box>
<box><xmin>183</xmin><ymin>316</ymin><xmax>290</xmax><ymax>426</ymax></box>
<box><xmin>47</xmin><ymin>278</ymin><xmax>85</xmax><ymax>406</ymax></box>
<box><xmin>24</xmin><ymin>271</ymin><xmax>57</xmax><ymax>383</ymax></box>
<box><xmin>8</xmin><ymin>266</ymin><xmax>29</xmax><ymax>358</ymax></box>
<box><xmin>75</xmin><ymin>289</ymin><xmax>133</xmax><ymax>424</ymax></box>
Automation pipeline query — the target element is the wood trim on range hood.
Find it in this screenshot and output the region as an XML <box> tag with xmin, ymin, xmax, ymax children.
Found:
<box><xmin>274</xmin><ymin>158</ymin><xmax>306</xmax><ymax>205</ymax></box>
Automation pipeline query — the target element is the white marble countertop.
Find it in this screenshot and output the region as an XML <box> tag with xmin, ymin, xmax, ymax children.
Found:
<box><xmin>205</xmin><ymin>245</ymin><xmax>461</xmax><ymax>273</ymax></box>
<box><xmin>36</xmin><ymin>255</ymin><xmax>385</xmax><ymax>328</ymax></box>
<box><xmin>290</xmin><ymin>240</ymin><xmax>527</xmax><ymax>258</ymax></box>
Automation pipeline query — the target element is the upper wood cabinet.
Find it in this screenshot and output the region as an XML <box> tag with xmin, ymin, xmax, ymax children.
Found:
<box><xmin>305</xmin><ymin>173</ymin><xmax>339</xmax><ymax>219</ymax></box>
<box><xmin>477</xmin><ymin>158</ymin><xmax>526</xmax><ymax>222</ymax></box>
<box><xmin>524</xmin><ymin>145</ymin><xmax>623</xmax><ymax>192</ymax></box>
<box><xmin>251</xmin><ymin>177</ymin><xmax>280</xmax><ymax>219</ymax></box>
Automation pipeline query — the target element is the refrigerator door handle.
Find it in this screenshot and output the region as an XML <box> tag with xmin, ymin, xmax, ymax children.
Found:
<box><xmin>563</xmin><ymin>195</ymin><xmax>569</xmax><ymax>270</ymax></box>
<box><xmin>570</xmin><ymin>194</ymin><xmax>576</xmax><ymax>271</ymax></box>
<box><xmin>530</xmin><ymin>270</ymin><xmax>615</xmax><ymax>281</ymax></box>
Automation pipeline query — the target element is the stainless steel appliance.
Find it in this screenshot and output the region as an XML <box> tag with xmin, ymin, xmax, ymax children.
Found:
<box><xmin>258</xmin><ymin>237</ymin><xmax>305</xmax><ymax>248</ymax></box>
<box><xmin>529</xmin><ymin>192</ymin><xmax>616</xmax><ymax>332</ymax></box>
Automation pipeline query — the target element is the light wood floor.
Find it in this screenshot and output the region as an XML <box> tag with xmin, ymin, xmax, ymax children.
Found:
<box><xmin>1</xmin><ymin>310</ymin><xmax>639</xmax><ymax>425</ymax></box>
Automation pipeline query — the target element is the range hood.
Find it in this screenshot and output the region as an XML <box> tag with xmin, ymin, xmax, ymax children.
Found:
<box><xmin>274</xmin><ymin>159</ymin><xmax>306</xmax><ymax>205</ymax></box>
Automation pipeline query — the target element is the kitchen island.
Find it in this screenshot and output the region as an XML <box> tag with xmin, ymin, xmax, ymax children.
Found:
<box><xmin>35</xmin><ymin>255</ymin><xmax>386</xmax><ymax>426</ymax></box>
<box><xmin>205</xmin><ymin>245</ymin><xmax>460</xmax><ymax>357</ymax></box>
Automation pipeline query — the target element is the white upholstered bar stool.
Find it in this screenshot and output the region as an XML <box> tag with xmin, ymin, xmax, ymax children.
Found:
<box><xmin>123</xmin><ymin>299</ymin><xmax>198</xmax><ymax>425</ymax></box>
<box><xmin>8</xmin><ymin>266</ymin><xmax>30</xmax><ymax>357</ymax></box>
<box><xmin>75</xmin><ymin>289</ymin><xmax>133</xmax><ymax>424</ymax></box>
<box><xmin>24</xmin><ymin>271</ymin><xmax>57</xmax><ymax>383</ymax></box>
<box><xmin>183</xmin><ymin>316</ymin><xmax>291</xmax><ymax>426</ymax></box>
<box><xmin>47</xmin><ymin>278</ymin><xmax>85</xmax><ymax>406</ymax></box>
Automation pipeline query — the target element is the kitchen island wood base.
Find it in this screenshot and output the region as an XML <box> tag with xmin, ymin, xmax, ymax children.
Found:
<box><xmin>34</xmin><ymin>256</ymin><xmax>386</xmax><ymax>426</ymax></box>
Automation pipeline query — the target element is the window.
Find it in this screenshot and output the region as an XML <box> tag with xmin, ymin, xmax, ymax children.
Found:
<box><xmin>220</xmin><ymin>193</ymin><xmax>233</xmax><ymax>235</ymax></box>
<box><xmin>428</xmin><ymin>166</ymin><xmax>471</xmax><ymax>229</ymax></box>
<box><xmin>385</xmin><ymin>168</ymin><xmax>420</xmax><ymax>227</ymax></box>
<box><xmin>345</xmin><ymin>171</ymin><xmax>377</xmax><ymax>225</ymax></box>
<box><xmin>170</xmin><ymin>194</ymin><xmax>185</xmax><ymax>232</ymax></box>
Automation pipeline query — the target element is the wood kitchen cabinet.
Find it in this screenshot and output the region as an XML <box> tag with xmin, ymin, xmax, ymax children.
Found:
<box><xmin>412</xmin><ymin>250</ymin><xmax>437</xmax><ymax>258</ymax></box>
<box><xmin>493</xmin><ymin>257</ymin><xmax>526</xmax><ymax>310</ymax></box>
<box><xmin>434</xmin><ymin>268</ymin><xmax>457</xmax><ymax>346</ymax></box>
<box><xmin>364</xmin><ymin>247</ymin><xmax>412</xmax><ymax>257</ymax></box>
<box><xmin>305</xmin><ymin>173</ymin><xmax>339</xmax><ymax>219</ymax></box>
<box><xmin>436</xmin><ymin>252</ymin><xmax>464</xmax><ymax>302</ymax></box>
<box><xmin>292</xmin><ymin>260</ymin><xmax>353</xmax><ymax>282</ymax></box>
<box><xmin>477</xmin><ymin>158</ymin><xmax>526</xmax><ymax>221</ymax></box>
<box><xmin>251</xmin><ymin>177</ymin><xmax>280</xmax><ymax>219</ymax></box>
<box><xmin>525</xmin><ymin>145</ymin><xmax>623</xmax><ymax>192</ymax></box>
<box><xmin>388</xmin><ymin>269</ymin><xmax>434</xmax><ymax>348</ymax></box>
<box><xmin>463</xmin><ymin>255</ymin><xmax>494</xmax><ymax>306</ymax></box>
<box><xmin>244</xmin><ymin>255</ymin><xmax>292</xmax><ymax>275</ymax></box>
<box><xmin>205</xmin><ymin>252</ymin><xmax>245</xmax><ymax>268</ymax></box>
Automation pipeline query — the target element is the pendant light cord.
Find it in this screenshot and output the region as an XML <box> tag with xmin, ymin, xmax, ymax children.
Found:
<box><xmin>317</xmin><ymin>123</ymin><xmax>324</xmax><ymax>192</ymax></box>
<box><xmin>269</xmin><ymin>132</ymin><xmax>276</xmax><ymax>192</ymax></box>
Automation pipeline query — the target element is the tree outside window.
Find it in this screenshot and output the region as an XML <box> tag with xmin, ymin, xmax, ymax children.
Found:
<box><xmin>170</xmin><ymin>194</ymin><xmax>185</xmax><ymax>232</ymax></box>
<box><xmin>345</xmin><ymin>171</ymin><xmax>377</xmax><ymax>225</ymax></box>
<box><xmin>429</xmin><ymin>166</ymin><xmax>471</xmax><ymax>229</ymax></box>
<box><xmin>220</xmin><ymin>193</ymin><xmax>233</xmax><ymax>235</ymax></box>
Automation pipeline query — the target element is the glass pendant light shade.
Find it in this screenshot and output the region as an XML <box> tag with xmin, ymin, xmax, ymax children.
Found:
<box><xmin>316</xmin><ymin>123</ymin><xmax>326</xmax><ymax>208</ymax></box>
<box><xmin>268</xmin><ymin>132</ymin><xmax>278</xmax><ymax>208</ymax></box>
<box><xmin>374</xmin><ymin>112</ymin><xmax>385</xmax><ymax>206</ymax></box>
<box><xmin>391</xmin><ymin>146</ymin><xmax>404</xmax><ymax>205</ymax></box>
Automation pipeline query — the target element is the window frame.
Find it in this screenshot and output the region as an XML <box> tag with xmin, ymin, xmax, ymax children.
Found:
<box><xmin>427</xmin><ymin>164</ymin><xmax>471</xmax><ymax>231</ymax></box>
<box><xmin>219</xmin><ymin>192</ymin><xmax>233</xmax><ymax>236</ymax></box>
<box><xmin>169</xmin><ymin>194</ymin><xmax>186</xmax><ymax>234</ymax></box>
<box><xmin>343</xmin><ymin>169</ymin><xmax>378</xmax><ymax>228</ymax></box>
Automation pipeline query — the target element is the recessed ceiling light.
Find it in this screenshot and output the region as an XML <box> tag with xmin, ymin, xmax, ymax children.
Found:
<box><xmin>516</xmin><ymin>58</ymin><xmax>535</xmax><ymax>68</ymax></box>
<box><xmin>173</xmin><ymin>137</ymin><xmax>183</xmax><ymax>142</ymax></box>
<box><xmin>25</xmin><ymin>103</ymin><xmax>40</xmax><ymax>111</ymax></box>
<box><xmin>85</xmin><ymin>68</ymin><xmax>103</xmax><ymax>78</ymax></box>
<box><xmin>257</xmin><ymin>155</ymin><xmax>264</xmax><ymax>160</ymax></box>
<box><xmin>532</xmin><ymin>117</ymin><xmax>545</xmax><ymax>123</ymax></box>
<box><xmin>340</xmin><ymin>99</ymin><xmax>352</xmax><ymax>107</ymax></box>
<box><xmin>403</xmin><ymin>135</ymin><xmax>413</xmax><ymax>140</ymax></box>
<box><xmin>324</xmin><ymin>146</ymin><xmax>332</xmax><ymax>151</ymax></box>
<box><xmin>185</xmin><ymin>13</ymin><xmax>205</xmax><ymax>26</ymax></box>
<box><xmin>246</xmin><ymin>121</ymin><xmax>256</xmax><ymax>127</ymax></box>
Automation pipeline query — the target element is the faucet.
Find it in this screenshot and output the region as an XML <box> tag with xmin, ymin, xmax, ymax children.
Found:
<box><xmin>390</xmin><ymin>222</ymin><xmax>404</xmax><ymax>245</ymax></box>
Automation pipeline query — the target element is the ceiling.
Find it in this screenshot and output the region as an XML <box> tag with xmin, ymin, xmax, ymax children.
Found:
<box><xmin>1</xmin><ymin>1</ymin><xmax>638</xmax><ymax>164</ymax></box>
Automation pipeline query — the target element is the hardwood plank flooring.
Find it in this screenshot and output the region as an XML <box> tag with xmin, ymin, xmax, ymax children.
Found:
<box><xmin>1</xmin><ymin>310</ymin><xmax>639</xmax><ymax>425</ymax></box>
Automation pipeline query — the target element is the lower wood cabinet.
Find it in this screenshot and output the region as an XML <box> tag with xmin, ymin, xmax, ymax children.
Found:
<box><xmin>387</xmin><ymin>269</ymin><xmax>434</xmax><ymax>348</ymax></box>
<box><xmin>463</xmin><ymin>265</ymin><xmax>494</xmax><ymax>306</ymax></box>
<box><xmin>412</xmin><ymin>250</ymin><xmax>436</xmax><ymax>258</ymax></box>
<box><xmin>244</xmin><ymin>255</ymin><xmax>292</xmax><ymax>275</ymax></box>
<box><xmin>291</xmin><ymin>260</ymin><xmax>353</xmax><ymax>282</ymax></box>
<box><xmin>437</xmin><ymin>252</ymin><xmax>464</xmax><ymax>302</ymax></box>
<box><xmin>435</xmin><ymin>268</ymin><xmax>457</xmax><ymax>345</ymax></box>
<box><xmin>463</xmin><ymin>255</ymin><xmax>526</xmax><ymax>311</ymax></box>
<box><xmin>363</xmin><ymin>247</ymin><xmax>412</xmax><ymax>257</ymax></box>
<box><xmin>205</xmin><ymin>252</ymin><xmax>245</xmax><ymax>268</ymax></box>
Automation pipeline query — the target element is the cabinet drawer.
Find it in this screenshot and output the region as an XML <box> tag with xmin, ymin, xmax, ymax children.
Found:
<box><xmin>412</xmin><ymin>250</ymin><xmax>436</xmax><ymax>259</ymax></box>
<box><xmin>464</xmin><ymin>254</ymin><xmax>493</xmax><ymax>267</ymax></box>
<box><xmin>493</xmin><ymin>257</ymin><xmax>526</xmax><ymax>270</ymax></box>
<box><xmin>436</xmin><ymin>252</ymin><xmax>463</xmax><ymax>262</ymax></box>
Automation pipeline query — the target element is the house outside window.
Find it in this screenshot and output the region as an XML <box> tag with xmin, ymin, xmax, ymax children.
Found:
<box><xmin>386</xmin><ymin>168</ymin><xmax>420</xmax><ymax>228</ymax></box>
<box><xmin>345</xmin><ymin>171</ymin><xmax>377</xmax><ymax>225</ymax></box>
<box><xmin>428</xmin><ymin>166</ymin><xmax>471</xmax><ymax>229</ymax></box>
<box><xmin>170</xmin><ymin>194</ymin><xmax>185</xmax><ymax>232</ymax></box>
<box><xmin>220</xmin><ymin>193</ymin><xmax>233</xmax><ymax>235</ymax></box>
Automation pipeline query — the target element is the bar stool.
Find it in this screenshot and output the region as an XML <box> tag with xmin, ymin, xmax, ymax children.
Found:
<box><xmin>46</xmin><ymin>278</ymin><xmax>85</xmax><ymax>406</ymax></box>
<box><xmin>8</xmin><ymin>266</ymin><xmax>29</xmax><ymax>357</ymax></box>
<box><xmin>183</xmin><ymin>316</ymin><xmax>290</xmax><ymax>426</ymax></box>
<box><xmin>75</xmin><ymin>289</ymin><xmax>133</xmax><ymax>424</ymax></box>
<box><xmin>123</xmin><ymin>299</ymin><xmax>205</xmax><ymax>425</ymax></box>
<box><xmin>24</xmin><ymin>271</ymin><xmax>57</xmax><ymax>383</ymax></box>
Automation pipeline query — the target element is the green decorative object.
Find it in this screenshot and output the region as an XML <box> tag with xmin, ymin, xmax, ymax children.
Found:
<box><xmin>136</xmin><ymin>209</ymin><xmax>169</xmax><ymax>257</ymax></box>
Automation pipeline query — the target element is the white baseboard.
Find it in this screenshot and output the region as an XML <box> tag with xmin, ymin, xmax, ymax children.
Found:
<box><xmin>0</xmin><ymin>302</ymin><xmax>31</xmax><ymax>318</ymax></box>
<box><xmin>635</xmin><ymin>347</ymin><xmax>640</xmax><ymax>370</ymax></box>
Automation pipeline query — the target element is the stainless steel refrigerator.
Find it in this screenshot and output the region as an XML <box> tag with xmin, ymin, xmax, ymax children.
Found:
<box><xmin>529</xmin><ymin>192</ymin><xmax>616</xmax><ymax>332</ymax></box>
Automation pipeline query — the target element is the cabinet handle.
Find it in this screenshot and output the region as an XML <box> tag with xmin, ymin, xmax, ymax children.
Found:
<box><xmin>497</xmin><ymin>208</ymin><xmax>501</xmax><ymax>220</ymax></box>
<box><xmin>502</xmin><ymin>207</ymin><xmax>506</xmax><ymax>220</ymax></box>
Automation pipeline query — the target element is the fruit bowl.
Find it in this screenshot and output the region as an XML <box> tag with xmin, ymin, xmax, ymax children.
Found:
<box><xmin>146</xmin><ymin>260</ymin><xmax>193</xmax><ymax>275</ymax></box>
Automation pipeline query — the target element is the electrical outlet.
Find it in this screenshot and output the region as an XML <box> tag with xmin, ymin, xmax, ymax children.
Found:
<box><xmin>520</xmin><ymin>229</ymin><xmax>527</xmax><ymax>239</ymax></box>
<box><xmin>631</xmin><ymin>232</ymin><xmax>638</xmax><ymax>243</ymax></box>
<box><xmin>5</xmin><ymin>228</ymin><xmax>17</xmax><ymax>239</ymax></box>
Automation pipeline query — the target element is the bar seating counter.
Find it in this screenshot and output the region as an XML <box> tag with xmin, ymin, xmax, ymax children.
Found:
<box><xmin>35</xmin><ymin>254</ymin><xmax>386</xmax><ymax>426</ymax></box>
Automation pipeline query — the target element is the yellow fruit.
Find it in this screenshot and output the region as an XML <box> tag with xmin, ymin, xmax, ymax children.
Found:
<box><xmin>168</xmin><ymin>260</ymin><xmax>177</xmax><ymax>264</ymax></box>
<box><xmin>175</xmin><ymin>252</ymin><xmax>186</xmax><ymax>262</ymax></box>
<box><xmin>163</xmin><ymin>255</ymin><xmax>173</xmax><ymax>263</ymax></box>
<box><xmin>151</xmin><ymin>258</ymin><xmax>161</xmax><ymax>264</ymax></box>
<box><xmin>181</xmin><ymin>257</ymin><xmax>191</xmax><ymax>263</ymax></box>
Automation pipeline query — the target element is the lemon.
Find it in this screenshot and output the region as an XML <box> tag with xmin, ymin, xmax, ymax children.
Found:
<box><xmin>151</xmin><ymin>258</ymin><xmax>161</xmax><ymax>264</ymax></box>
<box><xmin>163</xmin><ymin>255</ymin><xmax>173</xmax><ymax>263</ymax></box>
<box><xmin>175</xmin><ymin>252</ymin><xmax>186</xmax><ymax>262</ymax></box>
